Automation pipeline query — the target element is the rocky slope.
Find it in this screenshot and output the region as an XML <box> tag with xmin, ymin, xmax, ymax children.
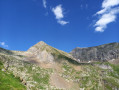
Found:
<box><xmin>0</xmin><ymin>41</ymin><xmax>119</xmax><ymax>90</ymax></box>
<box><xmin>27</xmin><ymin>41</ymin><xmax>77</xmax><ymax>63</ymax></box>
<box><xmin>70</xmin><ymin>42</ymin><xmax>119</xmax><ymax>62</ymax></box>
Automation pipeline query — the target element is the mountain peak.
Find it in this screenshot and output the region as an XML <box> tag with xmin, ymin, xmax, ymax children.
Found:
<box><xmin>27</xmin><ymin>41</ymin><xmax>76</xmax><ymax>63</ymax></box>
<box><xmin>30</xmin><ymin>41</ymin><xmax>48</xmax><ymax>49</ymax></box>
<box><xmin>27</xmin><ymin>41</ymin><xmax>48</xmax><ymax>53</ymax></box>
<box><xmin>36</xmin><ymin>41</ymin><xmax>47</xmax><ymax>46</ymax></box>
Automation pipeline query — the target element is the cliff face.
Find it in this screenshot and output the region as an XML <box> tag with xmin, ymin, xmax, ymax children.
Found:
<box><xmin>70</xmin><ymin>42</ymin><xmax>119</xmax><ymax>61</ymax></box>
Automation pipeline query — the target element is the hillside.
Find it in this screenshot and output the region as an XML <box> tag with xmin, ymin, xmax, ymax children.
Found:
<box><xmin>0</xmin><ymin>41</ymin><xmax>119</xmax><ymax>89</ymax></box>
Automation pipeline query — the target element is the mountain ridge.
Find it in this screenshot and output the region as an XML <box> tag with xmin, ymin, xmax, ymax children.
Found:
<box><xmin>73</xmin><ymin>42</ymin><xmax>119</xmax><ymax>49</ymax></box>
<box><xmin>70</xmin><ymin>42</ymin><xmax>119</xmax><ymax>62</ymax></box>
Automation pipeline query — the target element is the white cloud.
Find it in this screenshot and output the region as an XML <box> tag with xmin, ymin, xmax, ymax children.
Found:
<box><xmin>94</xmin><ymin>0</ymin><xmax>119</xmax><ymax>32</ymax></box>
<box><xmin>96</xmin><ymin>8</ymin><xmax>107</xmax><ymax>15</ymax></box>
<box><xmin>52</xmin><ymin>5</ymin><xmax>64</xmax><ymax>19</ymax></box>
<box><xmin>57</xmin><ymin>20</ymin><xmax>69</xmax><ymax>25</ymax></box>
<box><xmin>43</xmin><ymin>0</ymin><xmax>47</xmax><ymax>8</ymax></box>
<box><xmin>0</xmin><ymin>42</ymin><xmax>8</xmax><ymax>48</ymax></box>
<box><xmin>102</xmin><ymin>0</ymin><xmax>119</xmax><ymax>8</ymax></box>
<box><xmin>52</xmin><ymin>5</ymin><xmax>69</xmax><ymax>25</ymax></box>
<box><xmin>95</xmin><ymin>26</ymin><xmax>104</xmax><ymax>32</ymax></box>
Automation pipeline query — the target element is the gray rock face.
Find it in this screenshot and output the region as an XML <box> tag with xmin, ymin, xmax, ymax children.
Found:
<box><xmin>70</xmin><ymin>42</ymin><xmax>119</xmax><ymax>61</ymax></box>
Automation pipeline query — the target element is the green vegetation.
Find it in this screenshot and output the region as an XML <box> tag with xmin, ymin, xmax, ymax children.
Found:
<box><xmin>0</xmin><ymin>52</ymin><xmax>52</xmax><ymax>89</ymax></box>
<box><xmin>103</xmin><ymin>77</ymin><xmax>119</xmax><ymax>89</ymax></box>
<box><xmin>62</xmin><ymin>62</ymin><xmax>119</xmax><ymax>90</ymax></box>
<box><xmin>111</xmin><ymin>64</ymin><xmax>119</xmax><ymax>76</ymax></box>
<box><xmin>0</xmin><ymin>61</ymin><xmax>26</xmax><ymax>90</ymax></box>
<box><xmin>62</xmin><ymin>62</ymin><xmax>76</xmax><ymax>80</ymax></box>
<box><xmin>25</xmin><ymin>64</ymin><xmax>50</xmax><ymax>89</ymax></box>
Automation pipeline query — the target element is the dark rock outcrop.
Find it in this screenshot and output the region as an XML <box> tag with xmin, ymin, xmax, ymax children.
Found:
<box><xmin>70</xmin><ymin>42</ymin><xmax>119</xmax><ymax>61</ymax></box>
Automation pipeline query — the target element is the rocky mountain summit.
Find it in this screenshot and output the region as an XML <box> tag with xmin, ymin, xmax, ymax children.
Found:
<box><xmin>0</xmin><ymin>41</ymin><xmax>119</xmax><ymax>90</ymax></box>
<box><xmin>27</xmin><ymin>41</ymin><xmax>76</xmax><ymax>63</ymax></box>
<box><xmin>70</xmin><ymin>42</ymin><xmax>119</xmax><ymax>62</ymax></box>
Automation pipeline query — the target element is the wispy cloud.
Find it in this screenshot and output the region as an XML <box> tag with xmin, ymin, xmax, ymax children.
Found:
<box><xmin>57</xmin><ymin>20</ymin><xmax>69</xmax><ymax>25</ymax></box>
<box><xmin>0</xmin><ymin>42</ymin><xmax>8</xmax><ymax>48</ymax></box>
<box><xmin>94</xmin><ymin>0</ymin><xmax>119</xmax><ymax>32</ymax></box>
<box><xmin>43</xmin><ymin>0</ymin><xmax>47</xmax><ymax>8</ymax></box>
<box><xmin>52</xmin><ymin>5</ymin><xmax>69</xmax><ymax>25</ymax></box>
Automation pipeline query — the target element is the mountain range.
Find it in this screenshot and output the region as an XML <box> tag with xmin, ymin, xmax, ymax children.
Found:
<box><xmin>0</xmin><ymin>41</ymin><xmax>119</xmax><ymax>90</ymax></box>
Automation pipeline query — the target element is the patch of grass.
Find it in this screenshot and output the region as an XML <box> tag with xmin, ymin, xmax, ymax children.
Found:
<box><xmin>0</xmin><ymin>61</ymin><xmax>26</xmax><ymax>90</ymax></box>
<box><xmin>23</xmin><ymin>63</ymin><xmax>50</xmax><ymax>89</ymax></box>
<box><xmin>109</xmin><ymin>64</ymin><xmax>119</xmax><ymax>79</ymax></box>
<box><xmin>103</xmin><ymin>77</ymin><xmax>119</xmax><ymax>88</ymax></box>
<box><xmin>33</xmin><ymin>73</ymin><xmax>49</xmax><ymax>84</ymax></box>
<box><xmin>104</xmin><ymin>84</ymin><xmax>112</xmax><ymax>90</ymax></box>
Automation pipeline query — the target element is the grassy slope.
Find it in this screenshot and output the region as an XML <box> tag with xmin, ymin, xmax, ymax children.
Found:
<box><xmin>0</xmin><ymin>61</ymin><xmax>26</xmax><ymax>90</ymax></box>
<box><xmin>0</xmin><ymin>53</ymin><xmax>52</xmax><ymax>89</ymax></box>
<box><xmin>61</xmin><ymin>62</ymin><xmax>119</xmax><ymax>90</ymax></box>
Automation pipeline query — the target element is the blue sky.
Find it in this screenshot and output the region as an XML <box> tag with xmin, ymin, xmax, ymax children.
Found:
<box><xmin>0</xmin><ymin>0</ymin><xmax>119</xmax><ymax>52</ymax></box>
